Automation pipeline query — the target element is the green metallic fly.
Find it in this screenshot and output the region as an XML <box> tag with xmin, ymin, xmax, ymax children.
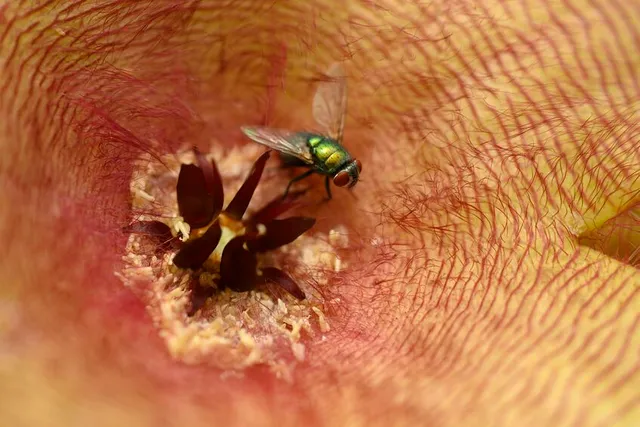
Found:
<box><xmin>241</xmin><ymin>62</ymin><xmax>362</xmax><ymax>200</ymax></box>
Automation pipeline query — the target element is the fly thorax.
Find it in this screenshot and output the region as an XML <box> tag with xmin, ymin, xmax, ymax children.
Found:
<box><xmin>307</xmin><ymin>135</ymin><xmax>348</xmax><ymax>172</ymax></box>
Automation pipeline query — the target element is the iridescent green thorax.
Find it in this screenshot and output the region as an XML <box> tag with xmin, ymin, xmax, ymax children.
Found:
<box><xmin>303</xmin><ymin>133</ymin><xmax>351</xmax><ymax>175</ymax></box>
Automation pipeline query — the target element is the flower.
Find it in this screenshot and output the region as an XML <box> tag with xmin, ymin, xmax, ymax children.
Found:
<box><xmin>123</xmin><ymin>147</ymin><xmax>315</xmax><ymax>313</ymax></box>
<box><xmin>4</xmin><ymin>1</ymin><xmax>638</xmax><ymax>426</ymax></box>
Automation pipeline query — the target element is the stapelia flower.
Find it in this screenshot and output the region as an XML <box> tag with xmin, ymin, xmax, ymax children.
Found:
<box><xmin>3</xmin><ymin>1</ymin><xmax>640</xmax><ymax>427</ymax></box>
<box><xmin>124</xmin><ymin>148</ymin><xmax>315</xmax><ymax>312</ymax></box>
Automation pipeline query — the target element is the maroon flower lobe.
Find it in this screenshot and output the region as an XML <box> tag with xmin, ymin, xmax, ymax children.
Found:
<box><xmin>176</xmin><ymin>164</ymin><xmax>215</xmax><ymax>229</ymax></box>
<box><xmin>194</xmin><ymin>147</ymin><xmax>224</xmax><ymax>218</ymax></box>
<box><xmin>172</xmin><ymin>220</ymin><xmax>223</xmax><ymax>270</ymax></box>
<box><xmin>187</xmin><ymin>279</ymin><xmax>216</xmax><ymax>316</ymax></box>
<box><xmin>220</xmin><ymin>236</ymin><xmax>258</xmax><ymax>292</ymax></box>
<box><xmin>122</xmin><ymin>220</ymin><xmax>179</xmax><ymax>252</ymax></box>
<box><xmin>224</xmin><ymin>151</ymin><xmax>270</xmax><ymax>220</ymax></box>
<box><xmin>246</xmin><ymin>217</ymin><xmax>316</xmax><ymax>252</ymax></box>
<box><xmin>123</xmin><ymin>220</ymin><xmax>172</xmax><ymax>238</ymax></box>
<box><xmin>257</xmin><ymin>267</ymin><xmax>305</xmax><ymax>300</ymax></box>
<box><xmin>248</xmin><ymin>189</ymin><xmax>306</xmax><ymax>226</ymax></box>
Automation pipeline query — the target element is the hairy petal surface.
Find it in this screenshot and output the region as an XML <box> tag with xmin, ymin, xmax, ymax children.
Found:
<box><xmin>0</xmin><ymin>1</ymin><xmax>638</xmax><ymax>427</ymax></box>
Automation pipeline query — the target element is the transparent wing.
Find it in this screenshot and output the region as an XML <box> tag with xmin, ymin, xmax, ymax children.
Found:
<box><xmin>312</xmin><ymin>62</ymin><xmax>347</xmax><ymax>143</ymax></box>
<box><xmin>241</xmin><ymin>126</ymin><xmax>314</xmax><ymax>165</ymax></box>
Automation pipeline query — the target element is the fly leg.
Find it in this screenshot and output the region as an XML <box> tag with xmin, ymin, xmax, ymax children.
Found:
<box><xmin>283</xmin><ymin>169</ymin><xmax>314</xmax><ymax>199</ymax></box>
<box><xmin>324</xmin><ymin>175</ymin><xmax>332</xmax><ymax>200</ymax></box>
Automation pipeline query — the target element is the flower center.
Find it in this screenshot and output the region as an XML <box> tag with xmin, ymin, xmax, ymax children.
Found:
<box><xmin>119</xmin><ymin>144</ymin><xmax>347</xmax><ymax>379</ymax></box>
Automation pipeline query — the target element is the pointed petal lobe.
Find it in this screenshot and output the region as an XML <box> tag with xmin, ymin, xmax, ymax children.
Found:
<box><xmin>122</xmin><ymin>220</ymin><xmax>172</xmax><ymax>237</ymax></box>
<box><xmin>194</xmin><ymin>147</ymin><xmax>224</xmax><ymax>218</ymax></box>
<box><xmin>224</xmin><ymin>151</ymin><xmax>270</xmax><ymax>220</ymax></box>
<box><xmin>187</xmin><ymin>280</ymin><xmax>216</xmax><ymax>317</ymax></box>
<box><xmin>122</xmin><ymin>220</ymin><xmax>179</xmax><ymax>252</ymax></box>
<box><xmin>258</xmin><ymin>267</ymin><xmax>305</xmax><ymax>300</ymax></box>
<box><xmin>246</xmin><ymin>217</ymin><xmax>316</xmax><ymax>252</ymax></box>
<box><xmin>172</xmin><ymin>221</ymin><xmax>222</xmax><ymax>270</ymax></box>
<box><xmin>219</xmin><ymin>237</ymin><xmax>258</xmax><ymax>292</ymax></box>
<box><xmin>248</xmin><ymin>189</ymin><xmax>306</xmax><ymax>226</ymax></box>
<box><xmin>177</xmin><ymin>164</ymin><xmax>215</xmax><ymax>229</ymax></box>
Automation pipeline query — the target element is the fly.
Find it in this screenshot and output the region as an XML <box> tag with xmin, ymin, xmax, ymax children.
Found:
<box><xmin>241</xmin><ymin>62</ymin><xmax>362</xmax><ymax>200</ymax></box>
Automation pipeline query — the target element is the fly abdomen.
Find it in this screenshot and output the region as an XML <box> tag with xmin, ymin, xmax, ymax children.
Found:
<box><xmin>325</xmin><ymin>151</ymin><xmax>346</xmax><ymax>170</ymax></box>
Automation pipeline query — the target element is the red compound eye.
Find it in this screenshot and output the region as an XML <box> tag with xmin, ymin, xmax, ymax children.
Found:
<box><xmin>333</xmin><ymin>170</ymin><xmax>351</xmax><ymax>187</ymax></box>
<box><xmin>355</xmin><ymin>159</ymin><xmax>362</xmax><ymax>173</ymax></box>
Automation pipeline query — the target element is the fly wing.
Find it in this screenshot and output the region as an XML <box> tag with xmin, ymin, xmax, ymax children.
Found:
<box><xmin>241</xmin><ymin>126</ymin><xmax>314</xmax><ymax>165</ymax></box>
<box><xmin>312</xmin><ymin>62</ymin><xmax>347</xmax><ymax>143</ymax></box>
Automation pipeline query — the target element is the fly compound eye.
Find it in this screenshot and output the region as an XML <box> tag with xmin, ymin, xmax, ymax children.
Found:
<box><xmin>354</xmin><ymin>159</ymin><xmax>362</xmax><ymax>174</ymax></box>
<box><xmin>333</xmin><ymin>170</ymin><xmax>351</xmax><ymax>187</ymax></box>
